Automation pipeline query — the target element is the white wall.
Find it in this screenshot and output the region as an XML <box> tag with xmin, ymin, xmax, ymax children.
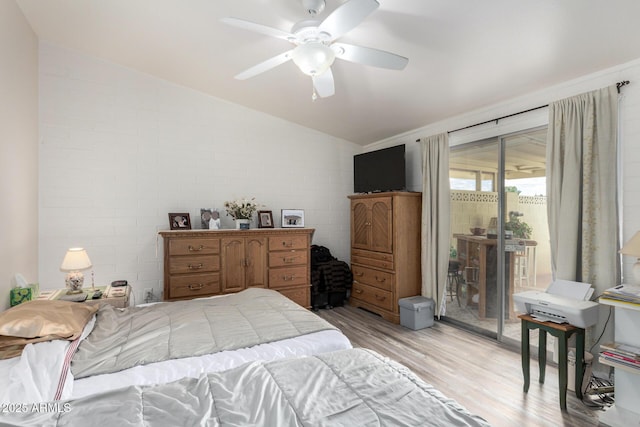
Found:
<box><xmin>372</xmin><ymin>58</ymin><xmax>640</xmax><ymax>358</ymax></box>
<box><xmin>38</xmin><ymin>43</ymin><xmax>361</xmax><ymax>302</ymax></box>
<box><xmin>0</xmin><ymin>1</ymin><xmax>39</xmax><ymax>311</ymax></box>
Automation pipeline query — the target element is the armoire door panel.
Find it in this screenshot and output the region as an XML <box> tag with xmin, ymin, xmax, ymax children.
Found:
<box><xmin>370</xmin><ymin>198</ymin><xmax>392</xmax><ymax>253</ymax></box>
<box><xmin>352</xmin><ymin>201</ymin><xmax>371</xmax><ymax>249</ymax></box>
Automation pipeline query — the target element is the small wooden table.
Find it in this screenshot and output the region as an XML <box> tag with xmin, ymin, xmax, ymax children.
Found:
<box><xmin>39</xmin><ymin>285</ymin><xmax>131</xmax><ymax>308</ymax></box>
<box><xmin>455</xmin><ymin>235</ymin><xmax>537</xmax><ymax>319</ymax></box>
<box><xmin>519</xmin><ymin>314</ymin><xmax>585</xmax><ymax>411</ymax></box>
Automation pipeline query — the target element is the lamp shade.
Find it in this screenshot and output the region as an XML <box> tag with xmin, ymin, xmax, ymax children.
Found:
<box><xmin>620</xmin><ymin>231</ymin><xmax>640</xmax><ymax>257</ymax></box>
<box><xmin>60</xmin><ymin>248</ymin><xmax>92</xmax><ymax>271</ymax></box>
<box><xmin>292</xmin><ymin>42</ymin><xmax>335</xmax><ymax>76</ymax></box>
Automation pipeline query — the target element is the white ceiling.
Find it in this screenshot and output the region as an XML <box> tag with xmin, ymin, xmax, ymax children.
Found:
<box><xmin>15</xmin><ymin>0</ymin><xmax>640</xmax><ymax>145</ymax></box>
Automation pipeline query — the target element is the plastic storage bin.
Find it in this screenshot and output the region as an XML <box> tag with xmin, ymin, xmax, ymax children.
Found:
<box><xmin>398</xmin><ymin>296</ymin><xmax>435</xmax><ymax>330</ymax></box>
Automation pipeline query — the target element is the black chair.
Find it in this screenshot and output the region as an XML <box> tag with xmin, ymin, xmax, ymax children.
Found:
<box><xmin>447</xmin><ymin>260</ymin><xmax>462</xmax><ymax>306</ymax></box>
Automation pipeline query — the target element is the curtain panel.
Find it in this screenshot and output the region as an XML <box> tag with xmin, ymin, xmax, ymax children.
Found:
<box><xmin>420</xmin><ymin>133</ymin><xmax>450</xmax><ymax>317</ymax></box>
<box><xmin>546</xmin><ymin>85</ymin><xmax>620</xmax><ymax>290</ymax></box>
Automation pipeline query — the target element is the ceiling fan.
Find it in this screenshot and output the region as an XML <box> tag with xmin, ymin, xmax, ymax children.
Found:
<box><xmin>221</xmin><ymin>0</ymin><xmax>408</xmax><ymax>100</ymax></box>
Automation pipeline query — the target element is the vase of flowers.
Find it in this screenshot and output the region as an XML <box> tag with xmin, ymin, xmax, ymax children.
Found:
<box><xmin>224</xmin><ymin>197</ymin><xmax>261</xmax><ymax>229</ymax></box>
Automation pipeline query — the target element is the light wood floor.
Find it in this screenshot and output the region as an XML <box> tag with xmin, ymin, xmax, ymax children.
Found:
<box><xmin>316</xmin><ymin>304</ymin><xmax>607</xmax><ymax>427</ymax></box>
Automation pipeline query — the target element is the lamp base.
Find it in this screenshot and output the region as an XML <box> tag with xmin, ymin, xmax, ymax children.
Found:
<box><xmin>65</xmin><ymin>271</ymin><xmax>85</xmax><ymax>294</ymax></box>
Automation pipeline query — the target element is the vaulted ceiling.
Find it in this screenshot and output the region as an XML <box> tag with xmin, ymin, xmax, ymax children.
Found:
<box><xmin>16</xmin><ymin>0</ymin><xmax>640</xmax><ymax>145</ymax></box>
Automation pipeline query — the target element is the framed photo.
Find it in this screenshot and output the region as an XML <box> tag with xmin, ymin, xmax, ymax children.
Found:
<box><xmin>258</xmin><ymin>210</ymin><xmax>274</xmax><ymax>228</ymax></box>
<box><xmin>200</xmin><ymin>208</ymin><xmax>220</xmax><ymax>229</ymax></box>
<box><xmin>169</xmin><ymin>213</ymin><xmax>191</xmax><ymax>230</ymax></box>
<box><xmin>281</xmin><ymin>209</ymin><xmax>304</xmax><ymax>228</ymax></box>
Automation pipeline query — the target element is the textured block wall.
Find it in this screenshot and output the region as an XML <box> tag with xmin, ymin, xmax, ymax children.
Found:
<box><xmin>38</xmin><ymin>43</ymin><xmax>360</xmax><ymax>303</ymax></box>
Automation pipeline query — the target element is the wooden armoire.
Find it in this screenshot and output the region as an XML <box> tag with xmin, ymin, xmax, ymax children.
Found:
<box><xmin>348</xmin><ymin>192</ymin><xmax>422</xmax><ymax>323</ymax></box>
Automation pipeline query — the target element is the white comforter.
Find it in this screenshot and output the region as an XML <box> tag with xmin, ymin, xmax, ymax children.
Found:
<box><xmin>0</xmin><ymin>292</ymin><xmax>352</xmax><ymax>404</ymax></box>
<box><xmin>0</xmin><ymin>322</ymin><xmax>350</xmax><ymax>404</ymax></box>
<box><xmin>1</xmin><ymin>349</ymin><xmax>492</xmax><ymax>427</ymax></box>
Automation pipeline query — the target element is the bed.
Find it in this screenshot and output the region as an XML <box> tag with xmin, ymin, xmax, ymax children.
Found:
<box><xmin>0</xmin><ymin>348</ymin><xmax>492</xmax><ymax>427</ymax></box>
<box><xmin>0</xmin><ymin>288</ymin><xmax>351</xmax><ymax>404</ymax></box>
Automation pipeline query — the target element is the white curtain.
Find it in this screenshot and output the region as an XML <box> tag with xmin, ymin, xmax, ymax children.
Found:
<box><xmin>546</xmin><ymin>85</ymin><xmax>620</xmax><ymax>288</ymax></box>
<box><xmin>421</xmin><ymin>133</ymin><xmax>450</xmax><ymax>317</ymax></box>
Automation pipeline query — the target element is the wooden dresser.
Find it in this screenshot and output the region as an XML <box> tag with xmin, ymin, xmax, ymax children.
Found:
<box><xmin>158</xmin><ymin>228</ymin><xmax>314</xmax><ymax>308</ymax></box>
<box><xmin>348</xmin><ymin>192</ymin><xmax>421</xmax><ymax>323</ymax></box>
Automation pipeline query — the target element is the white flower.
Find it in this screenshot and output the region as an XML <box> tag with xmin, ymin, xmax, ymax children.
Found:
<box><xmin>224</xmin><ymin>197</ymin><xmax>261</xmax><ymax>220</ymax></box>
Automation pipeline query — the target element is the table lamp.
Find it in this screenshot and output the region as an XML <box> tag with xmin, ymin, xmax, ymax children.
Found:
<box><xmin>619</xmin><ymin>231</ymin><xmax>640</xmax><ymax>284</ymax></box>
<box><xmin>60</xmin><ymin>248</ymin><xmax>92</xmax><ymax>294</ymax></box>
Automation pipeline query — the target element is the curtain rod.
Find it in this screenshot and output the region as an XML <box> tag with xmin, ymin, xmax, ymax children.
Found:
<box><xmin>617</xmin><ymin>80</ymin><xmax>630</xmax><ymax>93</ymax></box>
<box><xmin>415</xmin><ymin>80</ymin><xmax>631</xmax><ymax>142</ymax></box>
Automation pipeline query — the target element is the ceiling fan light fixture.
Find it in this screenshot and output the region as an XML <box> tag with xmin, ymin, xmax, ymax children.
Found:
<box><xmin>292</xmin><ymin>42</ymin><xmax>335</xmax><ymax>76</ymax></box>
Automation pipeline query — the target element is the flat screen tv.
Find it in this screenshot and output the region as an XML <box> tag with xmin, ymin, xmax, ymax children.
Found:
<box><xmin>354</xmin><ymin>144</ymin><xmax>406</xmax><ymax>193</ymax></box>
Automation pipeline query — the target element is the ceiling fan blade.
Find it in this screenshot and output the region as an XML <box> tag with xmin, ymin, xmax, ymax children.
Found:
<box><xmin>319</xmin><ymin>0</ymin><xmax>379</xmax><ymax>41</ymax></box>
<box><xmin>313</xmin><ymin>68</ymin><xmax>335</xmax><ymax>98</ymax></box>
<box><xmin>221</xmin><ymin>17</ymin><xmax>294</xmax><ymax>42</ymax></box>
<box><xmin>234</xmin><ymin>50</ymin><xmax>294</xmax><ymax>80</ymax></box>
<box><xmin>333</xmin><ymin>42</ymin><xmax>408</xmax><ymax>70</ymax></box>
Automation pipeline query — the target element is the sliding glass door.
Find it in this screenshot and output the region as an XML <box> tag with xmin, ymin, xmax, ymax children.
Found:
<box><xmin>445</xmin><ymin>127</ymin><xmax>549</xmax><ymax>344</ymax></box>
<box><xmin>448</xmin><ymin>137</ymin><xmax>500</xmax><ymax>336</ymax></box>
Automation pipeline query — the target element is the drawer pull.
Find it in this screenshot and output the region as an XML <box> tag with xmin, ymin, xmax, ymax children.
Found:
<box><xmin>282</xmin><ymin>275</ymin><xmax>296</xmax><ymax>281</ymax></box>
<box><xmin>375</xmin><ymin>294</ymin><xmax>386</xmax><ymax>301</ymax></box>
<box><xmin>283</xmin><ymin>257</ymin><xmax>296</xmax><ymax>263</ymax></box>
<box><xmin>282</xmin><ymin>241</ymin><xmax>293</xmax><ymax>248</ymax></box>
<box><xmin>375</xmin><ymin>276</ymin><xmax>386</xmax><ymax>283</ymax></box>
<box><xmin>188</xmin><ymin>283</ymin><xmax>204</xmax><ymax>290</ymax></box>
<box><xmin>355</xmin><ymin>272</ymin><xmax>364</xmax><ymax>277</ymax></box>
<box><xmin>354</xmin><ymin>288</ymin><xmax>363</xmax><ymax>294</ymax></box>
<box><xmin>188</xmin><ymin>263</ymin><xmax>204</xmax><ymax>270</ymax></box>
<box><xmin>188</xmin><ymin>245</ymin><xmax>205</xmax><ymax>252</ymax></box>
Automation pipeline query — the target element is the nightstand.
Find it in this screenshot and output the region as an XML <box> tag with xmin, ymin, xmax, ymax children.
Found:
<box><xmin>41</xmin><ymin>286</ymin><xmax>131</xmax><ymax>308</ymax></box>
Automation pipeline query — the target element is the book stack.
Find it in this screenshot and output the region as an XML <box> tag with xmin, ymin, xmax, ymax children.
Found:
<box><xmin>600</xmin><ymin>284</ymin><xmax>640</xmax><ymax>306</ymax></box>
<box><xmin>599</xmin><ymin>342</ymin><xmax>640</xmax><ymax>373</ymax></box>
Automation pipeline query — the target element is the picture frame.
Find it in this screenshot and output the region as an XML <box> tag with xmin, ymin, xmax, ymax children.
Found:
<box><xmin>258</xmin><ymin>210</ymin><xmax>274</xmax><ymax>228</ymax></box>
<box><xmin>200</xmin><ymin>208</ymin><xmax>220</xmax><ymax>229</ymax></box>
<box><xmin>281</xmin><ymin>209</ymin><xmax>304</xmax><ymax>228</ymax></box>
<box><xmin>169</xmin><ymin>213</ymin><xmax>191</xmax><ymax>230</ymax></box>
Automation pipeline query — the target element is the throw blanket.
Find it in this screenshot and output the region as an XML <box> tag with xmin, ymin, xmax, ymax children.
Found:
<box><xmin>71</xmin><ymin>288</ymin><xmax>336</xmax><ymax>378</ymax></box>
<box><xmin>2</xmin><ymin>348</ymin><xmax>492</xmax><ymax>427</ymax></box>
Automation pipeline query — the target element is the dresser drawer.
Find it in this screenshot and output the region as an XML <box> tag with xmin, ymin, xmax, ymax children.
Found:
<box><xmin>277</xmin><ymin>286</ymin><xmax>310</xmax><ymax>308</ymax></box>
<box><xmin>268</xmin><ymin>250</ymin><xmax>307</xmax><ymax>267</ymax></box>
<box><xmin>351</xmin><ymin>282</ymin><xmax>393</xmax><ymax>311</ymax></box>
<box><xmin>269</xmin><ymin>266</ymin><xmax>308</xmax><ymax>288</ymax></box>
<box><xmin>169</xmin><ymin>238</ymin><xmax>220</xmax><ymax>256</ymax></box>
<box><xmin>169</xmin><ymin>255</ymin><xmax>219</xmax><ymax>275</ymax></box>
<box><xmin>269</xmin><ymin>235</ymin><xmax>307</xmax><ymax>251</ymax></box>
<box><xmin>168</xmin><ymin>273</ymin><xmax>221</xmax><ymax>299</ymax></box>
<box><xmin>351</xmin><ymin>248</ymin><xmax>394</xmax><ymax>270</ymax></box>
<box><xmin>351</xmin><ymin>265</ymin><xmax>394</xmax><ymax>291</ymax></box>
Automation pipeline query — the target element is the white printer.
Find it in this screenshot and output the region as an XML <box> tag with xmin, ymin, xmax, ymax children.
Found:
<box><xmin>513</xmin><ymin>280</ymin><xmax>599</xmax><ymax>328</ymax></box>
